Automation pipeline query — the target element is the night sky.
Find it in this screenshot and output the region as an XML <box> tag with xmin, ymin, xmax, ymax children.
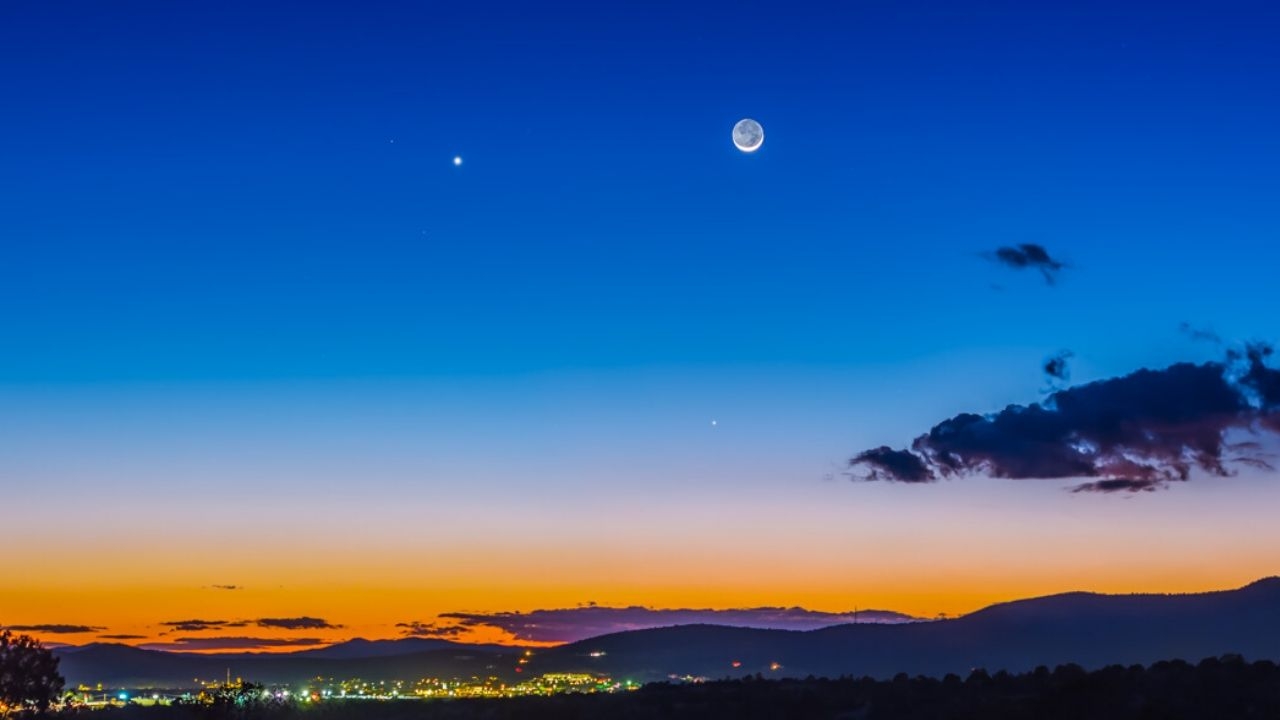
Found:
<box><xmin>3</xmin><ymin>0</ymin><xmax>1279</xmax><ymax>650</ymax></box>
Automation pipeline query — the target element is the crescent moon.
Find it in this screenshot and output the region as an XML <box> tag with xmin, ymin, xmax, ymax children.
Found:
<box><xmin>732</xmin><ymin>118</ymin><xmax>764</xmax><ymax>153</ymax></box>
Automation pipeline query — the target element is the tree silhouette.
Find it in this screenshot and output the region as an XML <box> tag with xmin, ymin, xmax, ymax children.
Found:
<box><xmin>0</xmin><ymin>630</ymin><xmax>65</xmax><ymax>714</ymax></box>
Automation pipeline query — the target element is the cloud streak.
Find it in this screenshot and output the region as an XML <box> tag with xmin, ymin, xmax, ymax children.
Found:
<box><xmin>160</xmin><ymin>619</ymin><xmax>247</xmax><ymax>632</ymax></box>
<box><xmin>396</xmin><ymin>622</ymin><xmax>468</xmax><ymax>639</ymax></box>
<box><xmin>255</xmin><ymin>617</ymin><xmax>341</xmax><ymax>630</ymax></box>
<box><xmin>160</xmin><ymin>617</ymin><xmax>340</xmax><ymax>632</ymax></box>
<box><xmin>422</xmin><ymin>606</ymin><xmax>918</xmax><ymax>644</ymax></box>
<box><xmin>141</xmin><ymin>637</ymin><xmax>327</xmax><ymax>652</ymax></box>
<box><xmin>850</xmin><ymin>345</ymin><xmax>1280</xmax><ymax>493</ymax></box>
<box><xmin>4</xmin><ymin>624</ymin><xmax>104</xmax><ymax>634</ymax></box>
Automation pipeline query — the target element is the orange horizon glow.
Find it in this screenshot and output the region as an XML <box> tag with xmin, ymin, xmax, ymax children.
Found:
<box><xmin>7</xmin><ymin>568</ymin><xmax>1277</xmax><ymax>653</ymax></box>
<box><xmin>9</xmin><ymin>469</ymin><xmax>1280</xmax><ymax>653</ymax></box>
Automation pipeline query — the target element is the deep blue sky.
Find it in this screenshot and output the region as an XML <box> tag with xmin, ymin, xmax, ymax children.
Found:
<box><xmin>3</xmin><ymin>1</ymin><xmax>1280</xmax><ymax>631</ymax></box>
<box><xmin>4</xmin><ymin>0</ymin><xmax>1278</xmax><ymax>382</ymax></box>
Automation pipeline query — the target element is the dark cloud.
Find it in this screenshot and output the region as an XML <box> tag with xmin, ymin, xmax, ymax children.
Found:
<box><xmin>850</xmin><ymin>346</ymin><xmax>1280</xmax><ymax>493</ymax></box>
<box><xmin>396</xmin><ymin>622</ymin><xmax>468</xmax><ymax>639</ymax></box>
<box><xmin>97</xmin><ymin>634</ymin><xmax>148</xmax><ymax>640</ymax></box>
<box><xmin>141</xmin><ymin>637</ymin><xmax>326</xmax><ymax>651</ymax></box>
<box><xmin>255</xmin><ymin>617</ymin><xmax>341</xmax><ymax>631</ymax></box>
<box><xmin>433</xmin><ymin>606</ymin><xmax>918</xmax><ymax>644</ymax></box>
<box><xmin>988</xmin><ymin>243</ymin><xmax>1066</xmax><ymax>285</ymax></box>
<box><xmin>208</xmin><ymin>585</ymin><xmax>242</xmax><ymax>591</ymax></box>
<box><xmin>5</xmin><ymin>624</ymin><xmax>104</xmax><ymax>634</ymax></box>
<box><xmin>1043</xmin><ymin>350</ymin><xmax>1073</xmax><ymax>384</ymax></box>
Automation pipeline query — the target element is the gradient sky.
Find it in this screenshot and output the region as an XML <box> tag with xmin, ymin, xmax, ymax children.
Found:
<box><xmin>3</xmin><ymin>0</ymin><xmax>1280</xmax><ymax>650</ymax></box>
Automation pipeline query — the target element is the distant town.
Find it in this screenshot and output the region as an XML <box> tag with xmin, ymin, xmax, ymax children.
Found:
<box><xmin>69</xmin><ymin>667</ymin><xmax>651</xmax><ymax>709</ymax></box>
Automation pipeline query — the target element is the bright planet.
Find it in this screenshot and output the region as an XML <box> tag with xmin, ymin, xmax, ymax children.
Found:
<box><xmin>732</xmin><ymin>118</ymin><xmax>764</xmax><ymax>152</ymax></box>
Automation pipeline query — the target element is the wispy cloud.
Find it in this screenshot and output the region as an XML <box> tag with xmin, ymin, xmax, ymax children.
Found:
<box><xmin>986</xmin><ymin>243</ymin><xmax>1067</xmax><ymax>285</ymax></box>
<box><xmin>159</xmin><ymin>617</ymin><xmax>340</xmax><ymax>632</ymax></box>
<box><xmin>1180</xmin><ymin>322</ymin><xmax>1222</xmax><ymax>345</ymax></box>
<box><xmin>418</xmin><ymin>606</ymin><xmax>917</xmax><ymax>644</ymax></box>
<box><xmin>1043</xmin><ymin>350</ymin><xmax>1073</xmax><ymax>385</ymax></box>
<box><xmin>141</xmin><ymin>636</ymin><xmax>327</xmax><ymax>652</ymax></box>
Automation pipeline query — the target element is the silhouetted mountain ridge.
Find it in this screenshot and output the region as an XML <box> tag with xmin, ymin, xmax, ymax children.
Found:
<box><xmin>53</xmin><ymin>578</ymin><xmax>1280</xmax><ymax>687</ymax></box>
<box><xmin>530</xmin><ymin>578</ymin><xmax>1280</xmax><ymax>680</ymax></box>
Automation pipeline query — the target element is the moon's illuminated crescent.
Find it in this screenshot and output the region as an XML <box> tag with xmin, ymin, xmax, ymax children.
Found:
<box><xmin>732</xmin><ymin>118</ymin><xmax>764</xmax><ymax>152</ymax></box>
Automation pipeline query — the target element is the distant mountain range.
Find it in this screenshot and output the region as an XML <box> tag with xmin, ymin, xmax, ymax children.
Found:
<box><xmin>54</xmin><ymin>578</ymin><xmax>1280</xmax><ymax>687</ymax></box>
<box><xmin>55</xmin><ymin>639</ymin><xmax>523</xmax><ymax>689</ymax></box>
<box><xmin>532</xmin><ymin>577</ymin><xmax>1280</xmax><ymax>681</ymax></box>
